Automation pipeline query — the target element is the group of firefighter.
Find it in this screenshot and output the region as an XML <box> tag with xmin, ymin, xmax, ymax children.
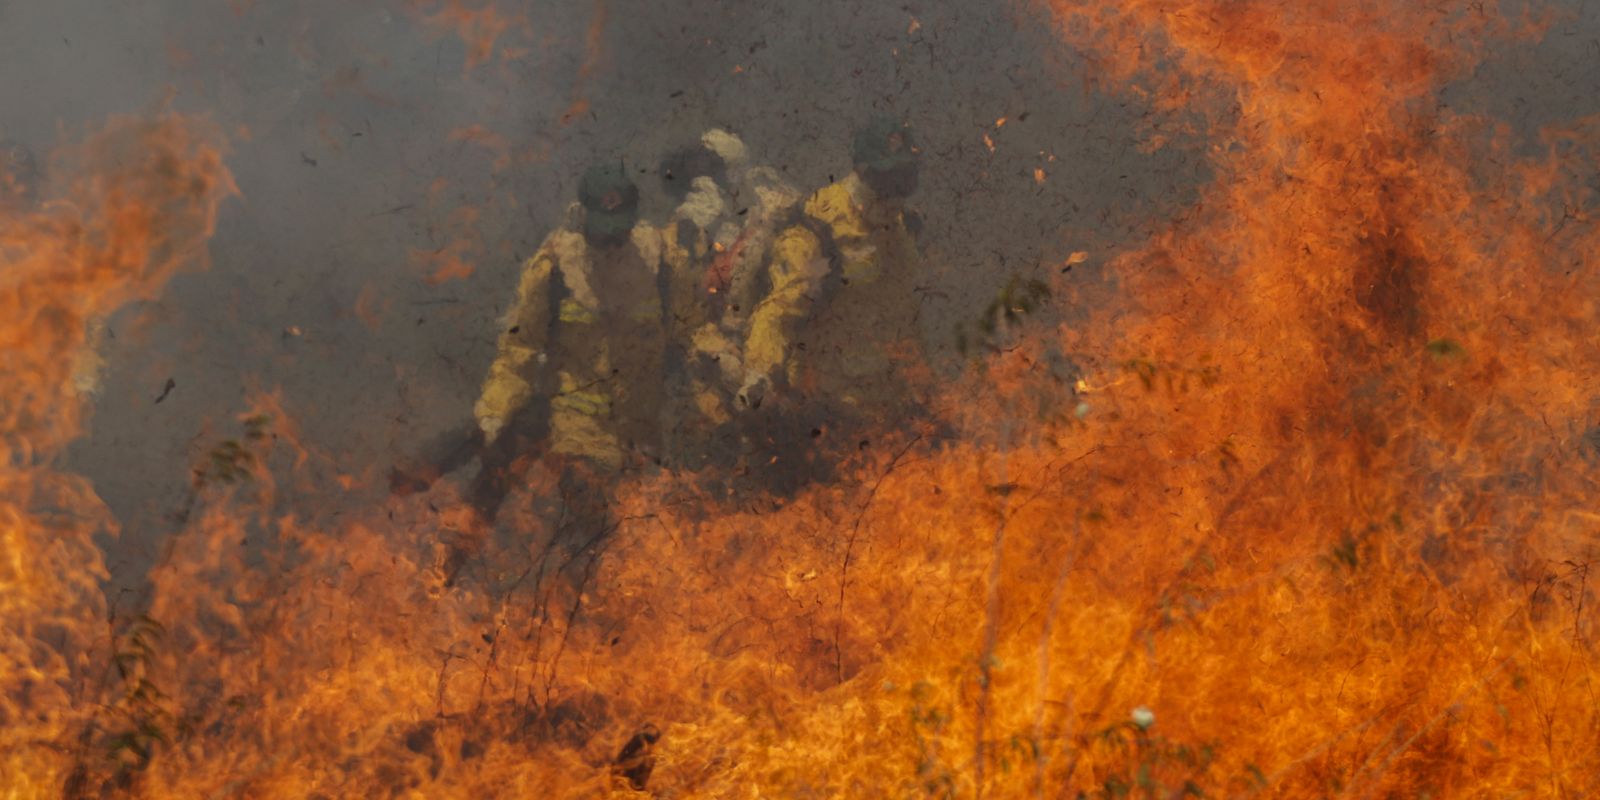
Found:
<box><xmin>0</xmin><ymin>120</ymin><xmax>933</xmax><ymax>575</ymax></box>
<box><xmin>399</xmin><ymin>116</ymin><xmax>932</xmax><ymax>561</ymax></box>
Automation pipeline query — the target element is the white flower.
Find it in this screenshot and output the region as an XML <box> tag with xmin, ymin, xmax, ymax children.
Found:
<box><xmin>1130</xmin><ymin>706</ymin><xmax>1155</xmax><ymax>730</ymax></box>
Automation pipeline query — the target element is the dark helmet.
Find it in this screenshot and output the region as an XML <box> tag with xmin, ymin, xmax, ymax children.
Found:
<box><xmin>0</xmin><ymin>140</ymin><xmax>40</xmax><ymax>208</ymax></box>
<box><xmin>577</xmin><ymin>162</ymin><xmax>639</xmax><ymax>243</ymax></box>
<box><xmin>852</xmin><ymin>117</ymin><xmax>916</xmax><ymax>172</ymax></box>
<box><xmin>851</xmin><ymin>117</ymin><xmax>918</xmax><ymax>199</ymax></box>
<box><xmin>658</xmin><ymin>143</ymin><xmax>728</xmax><ymax>202</ymax></box>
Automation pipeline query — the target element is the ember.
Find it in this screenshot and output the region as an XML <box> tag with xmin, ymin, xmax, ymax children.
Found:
<box><xmin>4</xmin><ymin>0</ymin><xmax>1600</xmax><ymax>797</ymax></box>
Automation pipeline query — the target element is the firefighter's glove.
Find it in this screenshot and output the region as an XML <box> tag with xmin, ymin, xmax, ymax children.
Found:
<box><xmin>737</xmin><ymin>373</ymin><xmax>770</xmax><ymax>410</ymax></box>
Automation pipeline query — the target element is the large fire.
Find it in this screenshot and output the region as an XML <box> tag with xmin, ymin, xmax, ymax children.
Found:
<box><xmin>1</xmin><ymin>114</ymin><xmax>235</xmax><ymax>796</ymax></box>
<box><xmin>5</xmin><ymin>0</ymin><xmax>1600</xmax><ymax>797</ymax></box>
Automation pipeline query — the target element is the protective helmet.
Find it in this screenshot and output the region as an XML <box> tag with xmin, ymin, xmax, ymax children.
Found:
<box><xmin>852</xmin><ymin>117</ymin><xmax>919</xmax><ymax>199</ymax></box>
<box><xmin>659</xmin><ymin>141</ymin><xmax>729</xmax><ymax>202</ymax></box>
<box><xmin>851</xmin><ymin>117</ymin><xmax>916</xmax><ymax>173</ymax></box>
<box><xmin>700</xmin><ymin>129</ymin><xmax>747</xmax><ymax>168</ymax></box>
<box><xmin>577</xmin><ymin>162</ymin><xmax>639</xmax><ymax>240</ymax></box>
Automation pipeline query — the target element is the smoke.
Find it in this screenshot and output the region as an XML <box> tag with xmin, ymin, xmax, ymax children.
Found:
<box><xmin>0</xmin><ymin>0</ymin><xmax>1592</xmax><ymax>602</ymax></box>
<box><xmin>3</xmin><ymin>0</ymin><xmax>1599</xmax><ymax>793</ymax></box>
<box><xmin>0</xmin><ymin>0</ymin><xmax>1166</xmax><ymax>593</ymax></box>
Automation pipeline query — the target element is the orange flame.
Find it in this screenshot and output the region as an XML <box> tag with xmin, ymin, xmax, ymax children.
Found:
<box><xmin>560</xmin><ymin>0</ymin><xmax>608</xmax><ymax>126</ymax></box>
<box><xmin>9</xmin><ymin>1</ymin><xmax>1600</xmax><ymax>797</ymax></box>
<box><xmin>448</xmin><ymin>124</ymin><xmax>514</xmax><ymax>173</ymax></box>
<box><xmin>414</xmin><ymin>0</ymin><xmax>525</xmax><ymax>70</ymax></box>
<box><xmin>0</xmin><ymin>112</ymin><xmax>234</xmax><ymax>795</ymax></box>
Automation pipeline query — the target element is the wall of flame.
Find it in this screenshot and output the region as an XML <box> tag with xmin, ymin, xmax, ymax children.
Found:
<box><xmin>3</xmin><ymin>0</ymin><xmax>1600</xmax><ymax>797</ymax></box>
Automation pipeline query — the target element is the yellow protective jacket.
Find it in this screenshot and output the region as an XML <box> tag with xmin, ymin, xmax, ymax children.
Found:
<box><xmin>475</xmin><ymin>221</ymin><xmax>668</xmax><ymax>469</ymax></box>
<box><xmin>661</xmin><ymin>181</ymin><xmax>727</xmax><ymax>350</ymax></box>
<box><xmin>743</xmin><ymin>172</ymin><xmax>922</xmax><ymax>411</ymax></box>
<box><xmin>659</xmin><ymin>171</ymin><xmax>799</xmax><ymax>429</ymax></box>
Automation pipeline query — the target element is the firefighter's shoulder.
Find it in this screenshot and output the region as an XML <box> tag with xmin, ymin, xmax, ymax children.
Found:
<box><xmin>802</xmin><ymin>178</ymin><xmax>856</xmax><ymax>227</ymax></box>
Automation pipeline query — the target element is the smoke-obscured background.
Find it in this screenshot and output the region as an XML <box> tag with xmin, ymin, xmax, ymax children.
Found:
<box><xmin>1</xmin><ymin>0</ymin><xmax>1594</xmax><ymax>591</ymax></box>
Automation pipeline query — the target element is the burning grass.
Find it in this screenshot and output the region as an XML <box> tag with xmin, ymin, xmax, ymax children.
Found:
<box><xmin>5</xmin><ymin>0</ymin><xmax>1600</xmax><ymax>796</ymax></box>
<box><xmin>0</xmin><ymin>112</ymin><xmax>235</xmax><ymax>797</ymax></box>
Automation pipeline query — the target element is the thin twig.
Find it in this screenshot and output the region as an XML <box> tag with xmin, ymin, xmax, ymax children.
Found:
<box><xmin>1035</xmin><ymin>508</ymin><xmax>1085</xmax><ymax>799</ymax></box>
<box><xmin>975</xmin><ymin>419</ymin><xmax>1017</xmax><ymax>800</ymax></box>
<box><xmin>834</xmin><ymin>433</ymin><xmax>924</xmax><ymax>683</ymax></box>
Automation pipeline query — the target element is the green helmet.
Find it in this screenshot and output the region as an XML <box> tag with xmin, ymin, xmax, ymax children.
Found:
<box><xmin>658</xmin><ymin>143</ymin><xmax>728</xmax><ymax>202</ymax></box>
<box><xmin>852</xmin><ymin>117</ymin><xmax>919</xmax><ymax>199</ymax></box>
<box><xmin>577</xmin><ymin>162</ymin><xmax>639</xmax><ymax>241</ymax></box>
<box><xmin>851</xmin><ymin>117</ymin><xmax>916</xmax><ymax>172</ymax></box>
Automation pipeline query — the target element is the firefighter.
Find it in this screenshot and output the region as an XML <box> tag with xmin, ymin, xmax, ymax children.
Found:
<box><xmin>734</xmin><ymin>116</ymin><xmax>930</xmax><ymax>491</ymax></box>
<box><xmin>657</xmin><ymin>129</ymin><xmax>800</xmax><ymax>471</ymax></box>
<box><xmin>390</xmin><ymin>161</ymin><xmax>669</xmax><ymax>588</ymax></box>
<box><xmin>462</xmin><ymin>161</ymin><xmax>670</xmax><ymax>549</ymax></box>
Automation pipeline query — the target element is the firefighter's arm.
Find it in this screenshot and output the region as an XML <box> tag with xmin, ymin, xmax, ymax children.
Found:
<box><xmin>660</xmin><ymin>220</ymin><xmax>699</xmax><ymax>336</ymax></box>
<box><xmin>474</xmin><ymin>252</ymin><xmax>556</xmax><ymax>442</ymax></box>
<box><xmin>740</xmin><ymin>224</ymin><xmax>827</xmax><ymax>404</ymax></box>
<box><xmin>691</xmin><ymin>322</ymin><xmax>743</xmax><ymax>388</ymax></box>
<box><xmin>813</xmin><ymin>183</ymin><xmax>877</xmax><ymax>282</ymax></box>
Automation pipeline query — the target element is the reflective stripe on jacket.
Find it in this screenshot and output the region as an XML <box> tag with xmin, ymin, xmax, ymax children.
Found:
<box><xmin>475</xmin><ymin>222</ymin><xmax>668</xmax><ymax>466</ymax></box>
